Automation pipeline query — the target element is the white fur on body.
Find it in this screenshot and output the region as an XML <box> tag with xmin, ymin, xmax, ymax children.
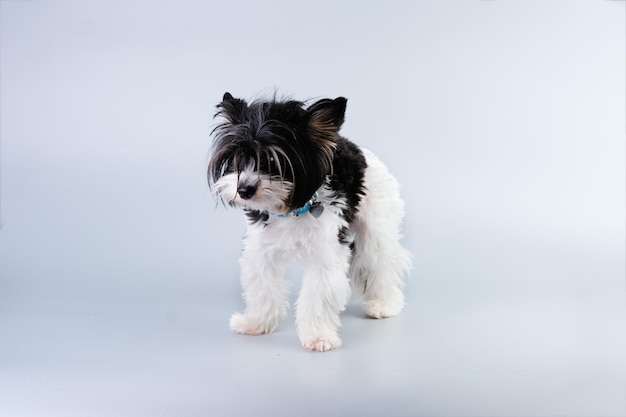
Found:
<box><xmin>220</xmin><ymin>149</ymin><xmax>412</xmax><ymax>352</ymax></box>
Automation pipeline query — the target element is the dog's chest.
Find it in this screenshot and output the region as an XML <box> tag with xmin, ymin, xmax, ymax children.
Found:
<box><xmin>255</xmin><ymin>213</ymin><xmax>348</xmax><ymax>259</ymax></box>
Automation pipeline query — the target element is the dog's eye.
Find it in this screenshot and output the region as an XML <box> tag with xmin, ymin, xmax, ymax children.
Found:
<box><xmin>261</xmin><ymin>155</ymin><xmax>280</xmax><ymax>174</ymax></box>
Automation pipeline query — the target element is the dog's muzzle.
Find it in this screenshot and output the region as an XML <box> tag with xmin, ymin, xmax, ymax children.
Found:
<box><xmin>237</xmin><ymin>183</ymin><xmax>257</xmax><ymax>200</ymax></box>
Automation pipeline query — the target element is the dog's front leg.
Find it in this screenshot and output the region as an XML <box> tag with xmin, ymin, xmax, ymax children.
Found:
<box><xmin>230</xmin><ymin>233</ymin><xmax>289</xmax><ymax>336</ymax></box>
<box><xmin>296</xmin><ymin>243</ymin><xmax>352</xmax><ymax>352</ymax></box>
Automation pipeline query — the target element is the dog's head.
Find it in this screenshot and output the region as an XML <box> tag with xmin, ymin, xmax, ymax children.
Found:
<box><xmin>208</xmin><ymin>92</ymin><xmax>347</xmax><ymax>214</ymax></box>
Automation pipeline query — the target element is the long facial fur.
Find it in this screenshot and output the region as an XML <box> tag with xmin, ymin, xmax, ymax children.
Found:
<box><xmin>207</xmin><ymin>93</ymin><xmax>347</xmax><ymax>212</ymax></box>
<box><xmin>212</xmin><ymin>162</ymin><xmax>293</xmax><ymax>213</ymax></box>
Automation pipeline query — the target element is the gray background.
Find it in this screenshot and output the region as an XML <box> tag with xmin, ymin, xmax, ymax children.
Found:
<box><xmin>1</xmin><ymin>1</ymin><xmax>625</xmax><ymax>416</ymax></box>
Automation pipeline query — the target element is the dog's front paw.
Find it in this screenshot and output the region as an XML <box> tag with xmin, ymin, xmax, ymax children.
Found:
<box><xmin>363</xmin><ymin>300</ymin><xmax>403</xmax><ymax>319</ymax></box>
<box><xmin>230</xmin><ymin>313</ymin><xmax>277</xmax><ymax>335</ymax></box>
<box><xmin>300</xmin><ymin>334</ymin><xmax>342</xmax><ymax>352</ymax></box>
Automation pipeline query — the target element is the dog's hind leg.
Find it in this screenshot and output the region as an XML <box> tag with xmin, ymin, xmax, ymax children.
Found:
<box><xmin>349</xmin><ymin>150</ymin><xmax>412</xmax><ymax>319</ymax></box>
<box><xmin>350</xmin><ymin>218</ymin><xmax>412</xmax><ymax>319</ymax></box>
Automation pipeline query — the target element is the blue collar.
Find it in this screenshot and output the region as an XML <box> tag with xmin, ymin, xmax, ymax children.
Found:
<box><xmin>273</xmin><ymin>192</ymin><xmax>322</xmax><ymax>218</ymax></box>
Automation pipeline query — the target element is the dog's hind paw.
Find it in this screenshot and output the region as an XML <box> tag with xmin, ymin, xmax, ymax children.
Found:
<box><xmin>230</xmin><ymin>313</ymin><xmax>276</xmax><ymax>335</ymax></box>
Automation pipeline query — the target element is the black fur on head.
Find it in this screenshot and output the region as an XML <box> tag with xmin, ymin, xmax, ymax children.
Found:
<box><xmin>208</xmin><ymin>92</ymin><xmax>347</xmax><ymax>209</ymax></box>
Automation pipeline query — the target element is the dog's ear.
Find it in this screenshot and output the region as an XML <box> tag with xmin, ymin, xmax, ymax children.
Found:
<box><xmin>307</xmin><ymin>97</ymin><xmax>347</xmax><ymax>134</ymax></box>
<box><xmin>307</xmin><ymin>97</ymin><xmax>347</xmax><ymax>160</ymax></box>
<box><xmin>217</xmin><ymin>92</ymin><xmax>248</xmax><ymax>124</ymax></box>
<box><xmin>305</xmin><ymin>97</ymin><xmax>346</xmax><ymax>175</ymax></box>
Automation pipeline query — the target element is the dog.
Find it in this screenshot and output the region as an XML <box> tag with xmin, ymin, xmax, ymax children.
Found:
<box><xmin>207</xmin><ymin>92</ymin><xmax>412</xmax><ymax>351</ymax></box>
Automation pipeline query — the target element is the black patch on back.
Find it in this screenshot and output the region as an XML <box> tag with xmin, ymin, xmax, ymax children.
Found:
<box><xmin>329</xmin><ymin>136</ymin><xmax>367</xmax><ymax>243</ymax></box>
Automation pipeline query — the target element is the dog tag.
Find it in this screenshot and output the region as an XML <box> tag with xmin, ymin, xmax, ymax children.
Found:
<box><xmin>309</xmin><ymin>202</ymin><xmax>324</xmax><ymax>218</ymax></box>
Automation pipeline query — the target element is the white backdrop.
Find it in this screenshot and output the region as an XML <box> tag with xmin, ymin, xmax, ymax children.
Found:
<box><xmin>1</xmin><ymin>1</ymin><xmax>625</xmax><ymax>416</ymax></box>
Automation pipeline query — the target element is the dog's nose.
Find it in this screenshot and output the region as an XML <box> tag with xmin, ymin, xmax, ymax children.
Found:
<box><xmin>237</xmin><ymin>185</ymin><xmax>256</xmax><ymax>200</ymax></box>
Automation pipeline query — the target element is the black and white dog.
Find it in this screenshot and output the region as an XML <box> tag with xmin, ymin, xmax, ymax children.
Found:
<box><xmin>208</xmin><ymin>93</ymin><xmax>411</xmax><ymax>351</ymax></box>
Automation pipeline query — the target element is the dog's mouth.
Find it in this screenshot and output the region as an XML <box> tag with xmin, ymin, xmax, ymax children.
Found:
<box><xmin>232</xmin><ymin>199</ymin><xmax>290</xmax><ymax>215</ymax></box>
<box><xmin>214</xmin><ymin>173</ymin><xmax>293</xmax><ymax>215</ymax></box>
<box><xmin>226</xmin><ymin>195</ymin><xmax>291</xmax><ymax>216</ymax></box>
